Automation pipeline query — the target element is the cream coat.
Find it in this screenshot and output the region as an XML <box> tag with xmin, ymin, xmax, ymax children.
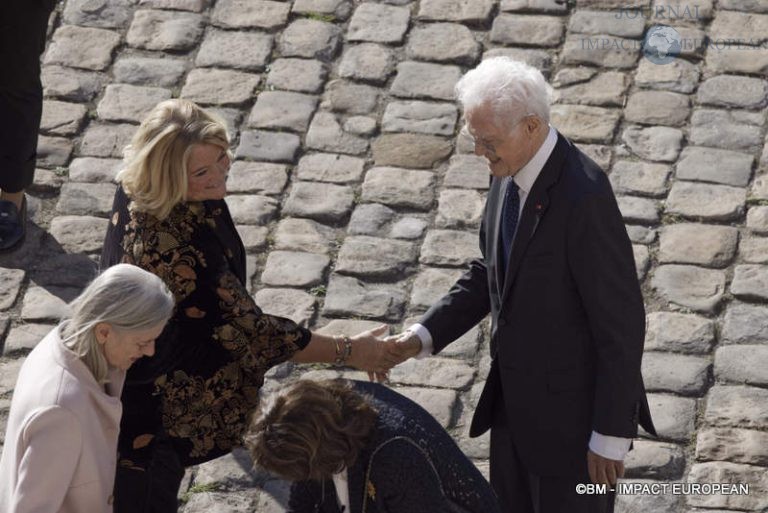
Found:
<box><xmin>0</xmin><ymin>325</ymin><xmax>125</xmax><ymax>513</ymax></box>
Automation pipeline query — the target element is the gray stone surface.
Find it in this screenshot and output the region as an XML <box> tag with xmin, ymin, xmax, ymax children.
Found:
<box><xmin>389</xmin><ymin>357</ymin><xmax>475</xmax><ymax>389</ymax></box>
<box><xmin>44</xmin><ymin>25</ymin><xmax>121</xmax><ymax>71</ymax></box>
<box><xmin>348</xmin><ymin>203</ymin><xmax>395</xmax><ymax>237</ymax></box>
<box><xmin>224</xmin><ymin>195</ymin><xmax>278</xmax><ymax>225</ymax></box>
<box><xmin>675</xmin><ymin>147</ymin><xmax>754</xmax><ymax>187</ymax></box>
<box><xmin>322</xmin><ymin>80</ymin><xmax>380</xmax><ymax>115</ymax></box>
<box><xmin>40</xmin><ymin>101</ymin><xmax>87</xmax><ymax>136</ymax></box>
<box><xmin>722</xmin><ymin>302</ymin><xmax>768</xmax><ymax>345</ymax></box>
<box><xmin>658</xmin><ymin>224</ymin><xmax>738</xmax><ymax>268</ymax></box>
<box><xmin>97</xmin><ymin>84</ymin><xmax>171</xmax><ymax>123</ymax></box>
<box><xmin>127</xmin><ymin>10</ymin><xmax>202</xmax><ymax>51</ymax></box>
<box><xmin>642</xmin><ymin>352</ymin><xmax>710</xmax><ymax>396</ymax></box>
<box><xmin>627</xmin><ymin>225</ymin><xmax>656</xmax><ymax>245</ymax></box>
<box><xmin>704</xmin><ymin>385</ymin><xmax>768</xmax><ymax>429</ymax></box>
<box><xmin>501</xmin><ymin>0</ymin><xmax>567</xmax><ymax>12</ymax></box>
<box><xmin>622</xmin><ymin>126</ymin><xmax>683</xmax><ymax>162</ymax></box>
<box><xmin>36</xmin><ymin>136</ymin><xmax>73</xmax><ymax>168</ymax></box>
<box><xmin>335</xmin><ymin>236</ymin><xmax>418</xmax><ymax>280</ymax></box>
<box><xmin>266</xmin><ymin>58</ymin><xmax>327</xmax><ymax>94</ymax></box>
<box><xmin>347</xmin><ymin>3</ymin><xmax>410</xmax><ymax>44</ymax></box>
<box><xmin>706</xmin><ymin>45</ymin><xmax>768</xmax><ymax>75</ymax></box>
<box><xmin>248</xmin><ymin>91</ymin><xmax>317</xmax><ymax>132</ymax></box>
<box><xmin>235</xmin><ymin>225</ymin><xmax>268</xmax><ymax>251</ymax></box>
<box><xmin>690</xmin><ymin>109</ymin><xmax>765</xmax><ymax>151</ymax></box>
<box><xmin>42</xmin><ymin>66</ymin><xmax>106</xmax><ymax>101</ymax></box>
<box><xmin>338</xmin><ymin>43</ymin><xmax>395</xmax><ymax>84</ymax></box>
<box><xmin>410</xmin><ymin>267</ymin><xmax>464</xmax><ymax>310</ymax></box>
<box><xmin>444</xmin><ymin>155</ymin><xmax>490</xmax><ymax>190</ymax></box>
<box><xmin>490</xmin><ymin>14</ymin><xmax>564</xmax><ymax>47</ymax></box>
<box><xmin>650</xmin><ymin>265</ymin><xmax>726</xmax><ymax>313</ymax></box>
<box><xmin>362</xmin><ymin>167</ymin><xmax>436</xmax><ymax>209</ymax></box>
<box><xmin>645</xmin><ymin>312</ymin><xmax>715</xmax><ymax>354</ymax></box>
<box><xmin>550</xmin><ymin>105</ymin><xmax>620</xmax><ymax>143</ymax></box>
<box><xmin>436</xmin><ymin>189</ymin><xmax>485</xmax><ymax>229</ymax></box>
<box><xmin>274</xmin><ymin>218</ymin><xmax>336</xmax><ymax>255</ymax></box>
<box><xmin>739</xmin><ymin>236</ymin><xmax>768</xmax><ymax>264</ymax></box>
<box><xmin>372</xmin><ymin>134</ymin><xmax>452</xmax><ymax>169</ymax></box>
<box><xmin>113</xmin><ymin>57</ymin><xmax>187</xmax><ymax>87</ymax></box>
<box><xmin>715</xmin><ymin>345</ymin><xmax>768</xmax><ymax>387</ymax></box>
<box><xmin>283</xmin><ymin>182</ymin><xmax>354</xmax><ymax>222</ymax></box>
<box><xmin>686</xmin><ymin>461</ymin><xmax>768</xmax><ymax>511</ymax></box>
<box><xmin>614</xmin><ymin>479</ymin><xmax>683</xmax><ymax>512</ymax></box>
<box><xmin>56</xmin><ymin>182</ymin><xmax>116</xmax><ymax>216</ymax></box>
<box><xmin>139</xmin><ymin>0</ymin><xmax>207</xmax><ymax>11</ymax></box>
<box><xmin>295</xmin><ymin>153</ymin><xmax>364</xmax><ymax>184</ymax></box>
<box><xmin>211</xmin><ymin>0</ymin><xmax>290</xmax><ymax>29</ymax></box>
<box><xmin>63</xmin><ymin>0</ymin><xmax>134</xmax><ymax>28</ymax></box>
<box><xmin>697</xmin><ymin>75</ymin><xmax>768</xmax><ymax>109</ymax></box>
<box><xmin>730</xmin><ymin>264</ymin><xmax>768</xmax><ymax>301</ymax></box>
<box><xmin>624</xmin><ymin>91</ymin><xmax>690</xmax><ymax>127</ymax></box>
<box><xmin>196</xmin><ymin>30</ymin><xmax>273</xmax><ymax>71</ymax></box>
<box><xmin>616</xmin><ymin>196</ymin><xmax>660</xmax><ymax>224</ymax></box>
<box><xmin>665</xmin><ymin>182</ymin><xmax>746</xmax><ymax>222</ymax></box>
<box><xmin>260</xmin><ymin>251</ymin><xmax>330</xmax><ymax>287</ymax></box>
<box><xmin>236</xmin><ymin>130</ymin><xmax>300</xmax><ymax>163</ymax></box>
<box><xmin>382</xmin><ymin>101</ymin><xmax>457</xmax><ymax>136</ymax></box>
<box><xmin>226</xmin><ymin>162</ymin><xmax>287</xmax><ymax>195</ymax></box>
<box><xmin>561</xmin><ymin>33</ymin><xmax>639</xmax><ymax>69</ymax></box>
<box><xmin>0</xmin><ymin>269</ymin><xmax>24</xmax><ymax>311</ymax></box>
<box><xmin>253</xmin><ymin>288</ymin><xmax>315</xmax><ymax>327</ymax></box>
<box><xmin>292</xmin><ymin>0</ymin><xmax>352</xmax><ymax>19</ymax></box>
<box><xmin>306</xmin><ymin>112</ymin><xmax>368</xmax><ymax>155</ymax></box>
<box><xmin>406</xmin><ymin>23</ymin><xmax>479</xmax><ymax>65</ymax></box>
<box><xmin>643</xmin><ymin>393</ymin><xmax>697</xmax><ymax>442</ymax></box>
<box><xmin>609</xmin><ymin>160</ymin><xmax>670</xmax><ymax>197</ymax></box>
<box><xmin>482</xmin><ymin>48</ymin><xmax>553</xmax><ymax>75</ymax></box>
<box><xmin>343</xmin><ymin>116</ymin><xmax>376</xmax><ymax>136</ymax></box>
<box><xmin>696</xmin><ymin>427</ymin><xmax>768</xmax><ymax>467</ymax></box>
<box><xmin>278</xmin><ymin>19</ymin><xmax>341</xmax><ymax>61</ymax></box>
<box><xmin>20</xmin><ymin>286</ymin><xmax>75</xmax><ymax>322</ymax></box>
<box><xmin>420</xmin><ymin>230</ymin><xmax>480</xmax><ymax>267</ymax></box>
<box><xmin>568</xmin><ymin>10</ymin><xmax>646</xmax><ymax>37</ymax></box>
<box><xmin>624</xmin><ymin>440</ymin><xmax>686</xmax><ymax>480</ymax></box>
<box><xmin>634</xmin><ymin>58</ymin><xmax>700</xmax><ymax>94</ymax></box>
<box><xmin>49</xmin><ymin>216</ymin><xmax>110</xmax><ymax>253</ymax></box>
<box><xmin>68</xmin><ymin>158</ymin><xmax>119</xmax><ymax>183</ymax></box>
<box><xmin>394</xmin><ymin>387</ymin><xmax>457</xmax><ymax>428</ymax></box>
<box><xmin>3</xmin><ymin>324</ymin><xmax>52</xmax><ymax>354</ymax></box>
<box><xmin>390</xmin><ymin>62</ymin><xmax>462</xmax><ymax>101</ymax></box>
<box><xmin>747</xmin><ymin>205</ymin><xmax>768</xmax><ymax>234</ymax></box>
<box><xmin>181</xmin><ymin>69</ymin><xmax>260</xmax><ymax>106</ymax></box>
<box><xmin>323</xmin><ymin>275</ymin><xmax>406</xmax><ymax>320</ymax></box>
<box><xmin>553</xmin><ymin>71</ymin><xmax>628</xmax><ymax>107</ymax></box>
<box><xmin>417</xmin><ymin>0</ymin><xmax>495</xmax><ymax>24</ymax></box>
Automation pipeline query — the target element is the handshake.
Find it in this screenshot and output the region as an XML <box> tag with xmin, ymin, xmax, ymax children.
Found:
<box><xmin>341</xmin><ymin>325</ymin><xmax>426</xmax><ymax>382</ymax></box>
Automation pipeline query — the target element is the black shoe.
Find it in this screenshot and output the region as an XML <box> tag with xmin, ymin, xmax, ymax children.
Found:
<box><xmin>0</xmin><ymin>195</ymin><xmax>27</xmax><ymax>252</ymax></box>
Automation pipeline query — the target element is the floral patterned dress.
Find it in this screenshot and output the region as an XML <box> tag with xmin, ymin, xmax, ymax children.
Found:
<box><xmin>101</xmin><ymin>186</ymin><xmax>311</xmax><ymax>468</ymax></box>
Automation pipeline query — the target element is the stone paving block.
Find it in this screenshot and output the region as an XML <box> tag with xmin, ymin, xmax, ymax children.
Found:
<box><xmin>235</xmin><ymin>225</ymin><xmax>268</xmax><ymax>251</ymax></box>
<box><xmin>731</xmin><ymin>264</ymin><xmax>768</xmax><ymax>301</ymax></box>
<box><xmin>722</xmin><ymin>302</ymin><xmax>768</xmax><ymax>345</ymax></box>
<box><xmin>634</xmin><ymin>244</ymin><xmax>650</xmax><ymax>280</ymax></box>
<box><xmin>348</xmin><ymin>204</ymin><xmax>395</xmax><ymax>237</ymax></box>
<box><xmin>444</xmin><ymin>155</ymin><xmax>490</xmax><ymax>190</ymax></box>
<box><xmin>226</xmin><ymin>162</ymin><xmax>287</xmax><ymax>195</ymax></box>
<box><xmin>40</xmin><ymin>101</ymin><xmax>87</xmax><ymax>136</ymax></box>
<box><xmin>709</xmin><ymin>11</ymin><xmax>768</xmax><ymax>43</ymax></box>
<box><xmin>338</xmin><ymin>43</ymin><xmax>395</xmax><ymax>84</ymax></box>
<box><xmin>634</xmin><ymin>58</ymin><xmax>700</xmax><ymax>94</ymax></box>
<box><xmin>609</xmin><ymin>161</ymin><xmax>670</xmax><ymax>197</ymax></box>
<box><xmin>390</xmin><ymin>218</ymin><xmax>429</xmax><ymax>240</ymax></box>
<box><xmin>719</xmin><ymin>0</ymin><xmax>768</xmax><ymax>11</ymax></box>
<box><xmin>739</xmin><ymin>236</ymin><xmax>768</xmax><ymax>264</ymax></box>
<box><xmin>211</xmin><ymin>0</ymin><xmax>290</xmax><ymax>29</ymax></box>
<box><xmin>295</xmin><ymin>153</ymin><xmax>364</xmax><ymax>183</ymax></box>
<box><xmin>390</xmin><ymin>62</ymin><xmax>462</xmax><ymax>101</ymax></box>
<box><xmin>482</xmin><ymin>48</ymin><xmax>553</xmax><ymax>76</ymax></box>
<box><xmin>127</xmin><ymin>10</ymin><xmax>202</xmax><ymax>51</ymax></box>
<box><xmin>706</xmin><ymin>45</ymin><xmax>768</xmax><ymax>75</ymax></box>
<box><xmin>322</xmin><ymin>80</ymin><xmax>380</xmax><ymax>115</ymax></box>
<box><xmin>63</xmin><ymin>0</ymin><xmax>134</xmax><ymax>28</ymax></box>
<box><xmin>278</xmin><ymin>19</ymin><xmax>341</xmax><ymax>61</ymax></box>
<box><xmin>697</xmin><ymin>75</ymin><xmax>768</xmax><ymax>109</ymax></box>
<box><xmin>675</xmin><ymin>147</ymin><xmax>754</xmax><ymax>187</ymax></box>
<box><xmin>182</xmin><ymin>491</ymin><xmax>256</xmax><ymax>513</ymax></box>
<box><xmin>568</xmin><ymin>10</ymin><xmax>646</xmax><ymax>38</ymax></box>
<box><xmin>622</xmin><ymin>126</ymin><xmax>683</xmax><ymax>162</ymax></box>
<box><xmin>37</xmin><ymin>136</ymin><xmax>73</xmax><ymax>168</ymax></box>
<box><xmin>346</xmin><ymin>3</ymin><xmax>410</xmax><ymax>44</ymax></box>
<box><xmin>409</xmin><ymin>267</ymin><xmax>464</xmax><ymax>310</ymax></box>
<box><xmin>260</xmin><ymin>251</ymin><xmax>329</xmax><ymax>287</ymax></box>
<box><xmin>552</xmin><ymin>67</ymin><xmax>597</xmax><ymax>88</ymax></box>
<box><xmin>624</xmin><ymin>91</ymin><xmax>690</xmax><ymax>127</ymax></box>
<box><xmin>97</xmin><ymin>84</ymin><xmax>171</xmax><ymax>124</ymax></box>
<box><xmin>550</xmin><ymin>105</ymin><xmax>620</xmax><ymax>144</ymax></box>
<box><xmin>283</xmin><ymin>182</ymin><xmax>354</xmax><ymax>222</ymax></box>
<box><xmin>561</xmin><ymin>33</ymin><xmax>640</xmax><ymax>69</ymax></box>
<box><xmin>583</xmin><ymin>145</ymin><xmax>614</xmax><ymax>170</ymax></box>
<box><xmin>362</xmin><ymin>167</ymin><xmax>436</xmax><ymax>209</ymax></box>
<box><xmin>336</xmin><ymin>236</ymin><xmax>418</xmax><ymax>280</ymax></box>
<box><xmin>306</xmin><ymin>112</ymin><xmax>368</xmax><ymax>155</ymax></box>
<box><xmin>552</xmin><ymin>71</ymin><xmax>628</xmax><ymax>107</ymax></box>
<box><xmin>323</xmin><ymin>274</ymin><xmax>406</xmax><ymax>320</ymax></box>
<box><xmin>715</xmin><ymin>345</ymin><xmax>768</xmax><ymax>387</ymax></box>
<box><xmin>113</xmin><ymin>57</ymin><xmax>187</xmax><ymax>88</ymax></box>
<box><xmin>224</xmin><ymin>195</ymin><xmax>278</xmax><ymax>225</ymax></box>
<box><xmin>696</xmin><ymin>427</ymin><xmax>768</xmax><ymax>467</ymax></box>
<box><xmin>0</xmin><ymin>269</ymin><xmax>24</xmax><ymax>311</ymax></box>
<box><xmin>372</xmin><ymin>134</ymin><xmax>452</xmax><ymax>169</ymax></box>
<box><xmin>139</xmin><ymin>0</ymin><xmax>207</xmax><ymax>11</ymax></box>
<box><xmin>627</xmin><ymin>225</ymin><xmax>656</xmax><ymax>245</ymax></box>
<box><xmin>382</xmin><ymin>101</ymin><xmax>457</xmax><ymax>136</ymax></box>
<box><xmin>20</xmin><ymin>286</ymin><xmax>76</xmax><ymax>322</ymax></box>
<box><xmin>704</xmin><ymin>385</ymin><xmax>768</xmax><ymax>429</ymax></box>
<box><xmin>266</xmin><ymin>58</ymin><xmax>327</xmax><ymax>94</ymax></box>
<box><xmin>650</xmin><ymin>265</ymin><xmax>725</xmax><ymax>313</ymax></box>
<box><xmin>500</xmin><ymin>0</ymin><xmax>568</xmax><ymax>12</ymax></box>
<box><xmin>196</xmin><ymin>30</ymin><xmax>273</xmax><ymax>71</ymax></box>
<box><xmin>44</xmin><ymin>25</ymin><xmax>120</xmax><ymax>71</ymax></box>
<box><xmin>292</xmin><ymin>0</ymin><xmax>352</xmax><ymax>20</ymax></box>
<box><xmin>56</xmin><ymin>182</ymin><xmax>116</xmax><ymax>216</ymax></box>
<box><xmin>254</xmin><ymin>288</ymin><xmax>316</xmax><ymax>327</ymax></box>
<box><xmin>420</xmin><ymin>230</ymin><xmax>480</xmax><ymax>267</ymax></box>
<box><xmin>616</xmin><ymin>196</ymin><xmax>660</xmax><ymax>224</ymax></box>
<box><xmin>181</xmin><ymin>69</ymin><xmax>260</xmax><ymax>106</ymax></box>
<box><xmin>3</xmin><ymin>324</ymin><xmax>52</xmax><ymax>355</ymax></box>
<box><xmin>30</xmin><ymin>254</ymin><xmax>98</xmax><ymax>289</ymax></box>
<box><xmin>274</xmin><ymin>218</ymin><xmax>335</xmax><ymax>255</ymax></box>
<box><xmin>747</xmin><ymin>205</ymin><xmax>768</xmax><ymax>234</ymax></box>
<box><xmin>68</xmin><ymin>157</ymin><xmax>121</xmax><ymax>183</ymax></box>
<box><xmin>394</xmin><ymin>387</ymin><xmax>457</xmax><ymax>428</ymax></box>
<box><xmin>417</xmin><ymin>0</ymin><xmax>495</xmax><ymax>24</ymax></box>
<box><xmin>624</xmin><ymin>440</ymin><xmax>686</xmax><ymax>480</ymax></box>
<box><xmin>49</xmin><ymin>216</ymin><xmax>110</xmax><ymax>253</ymax></box>
<box><xmin>42</xmin><ymin>66</ymin><xmax>106</xmax><ymax>101</ymax></box>
<box><xmin>248</xmin><ymin>91</ymin><xmax>317</xmax><ymax>132</ymax></box>
<box><xmin>436</xmin><ymin>189</ymin><xmax>485</xmax><ymax>229</ymax></box>
<box><xmin>192</xmin><ymin>448</ymin><xmax>259</xmax><ymax>489</ymax></box>
<box><xmin>30</xmin><ymin>169</ymin><xmax>65</xmax><ymax>193</ymax></box>
<box><xmin>674</xmin><ymin>26</ymin><xmax>707</xmax><ymax>59</ymax></box>
<box><xmin>642</xmin><ymin>352</ymin><xmax>710</xmax><ymax>396</ymax></box>
<box><xmin>690</xmin><ymin>109</ymin><xmax>764</xmax><ymax>151</ymax></box>
<box><xmin>665</xmin><ymin>182</ymin><xmax>745</xmax><ymax>221</ymax></box>
<box><xmin>658</xmin><ymin>224</ymin><xmax>738</xmax><ymax>268</ymax></box>
<box><xmin>490</xmin><ymin>14</ymin><xmax>565</xmax><ymax>47</ymax></box>
<box><xmin>343</xmin><ymin>115</ymin><xmax>375</xmax><ymax>135</ymax></box>
<box><xmin>406</xmin><ymin>23</ymin><xmax>479</xmax><ymax>65</ymax></box>
<box><xmin>389</xmin><ymin>357</ymin><xmax>475</xmax><ymax>389</ymax></box>
<box><xmin>643</xmin><ymin>393</ymin><xmax>697</xmax><ymax>442</ymax></box>
<box><xmin>687</xmin><ymin>462</ymin><xmax>768</xmax><ymax>511</ymax></box>
<box><xmin>753</xmin><ymin>174</ymin><xmax>768</xmax><ymax>198</ymax></box>
<box><xmin>236</xmin><ymin>130</ymin><xmax>300</xmax><ymax>163</ymax></box>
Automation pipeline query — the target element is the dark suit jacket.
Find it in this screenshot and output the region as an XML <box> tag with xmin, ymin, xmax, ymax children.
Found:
<box><xmin>420</xmin><ymin>133</ymin><xmax>656</xmax><ymax>477</ymax></box>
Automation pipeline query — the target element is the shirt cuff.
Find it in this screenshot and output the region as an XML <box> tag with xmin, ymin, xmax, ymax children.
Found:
<box><xmin>589</xmin><ymin>431</ymin><xmax>632</xmax><ymax>461</ymax></box>
<box><xmin>406</xmin><ymin>323</ymin><xmax>433</xmax><ymax>359</ymax></box>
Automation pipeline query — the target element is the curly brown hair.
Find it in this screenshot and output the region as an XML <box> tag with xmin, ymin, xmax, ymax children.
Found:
<box><xmin>247</xmin><ymin>379</ymin><xmax>378</xmax><ymax>481</ymax></box>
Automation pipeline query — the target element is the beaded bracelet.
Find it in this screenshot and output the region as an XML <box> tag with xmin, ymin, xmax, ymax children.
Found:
<box><xmin>333</xmin><ymin>335</ymin><xmax>352</xmax><ymax>366</ymax></box>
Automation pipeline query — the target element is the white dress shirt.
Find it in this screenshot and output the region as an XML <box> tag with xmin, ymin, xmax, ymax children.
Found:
<box><xmin>408</xmin><ymin>126</ymin><xmax>632</xmax><ymax>461</ymax></box>
<box><xmin>332</xmin><ymin>469</ymin><xmax>350</xmax><ymax>512</ymax></box>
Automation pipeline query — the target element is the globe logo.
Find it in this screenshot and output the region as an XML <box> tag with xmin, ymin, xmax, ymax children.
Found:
<box><xmin>642</xmin><ymin>25</ymin><xmax>682</xmax><ymax>65</ymax></box>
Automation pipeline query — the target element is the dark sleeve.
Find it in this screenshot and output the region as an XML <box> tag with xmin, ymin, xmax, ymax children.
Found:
<box><xmin>567</xmin><ymin>189</ymin><xmax>646</xmax><ymax>438</ymax></box>
<box><xmin>369</xmin><ymin>440</ymin><xmax>458</xmax><ymax>513</ymax></box>
<box><xmin>288</xmin><ymin>480</ymin><xmax>328</xmax><ymax>513</ymax></box>
<box><xmin>419</xmin><ymin>206</ymin><xmax>491</xmax><ymax>353</ymax></box>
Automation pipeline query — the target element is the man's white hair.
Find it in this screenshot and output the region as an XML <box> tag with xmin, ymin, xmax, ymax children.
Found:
<box><xmin>455</xmin><ymin>57</ymin><xmax>553</xmax><ymax>131</ymax></box>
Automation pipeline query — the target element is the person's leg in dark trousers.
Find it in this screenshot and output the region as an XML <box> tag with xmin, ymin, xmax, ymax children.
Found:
<box><xmin>489</xmin><ymin>406</ymin><xmax>536</xmax><ymax>513</ymax></box>
<box><xmin>536</xmin><ymin>468</ymin><xmax>615</xmax><ymax>513</ymax></box>
<box><xmin>114</xmin><ymin>438</ymin><xmax>185</xmax><ymax>513</ymax></box>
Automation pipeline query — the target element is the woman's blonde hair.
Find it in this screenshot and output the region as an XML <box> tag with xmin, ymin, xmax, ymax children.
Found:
<box><xmin>117</xmin><ymin>99</ymin><xmax>230</xmax><ymax>220</ymax></box>
<box><xmin>61</xmin><ymin>264</ymin><xmax>175</xmax><ymax>384</ymax></box>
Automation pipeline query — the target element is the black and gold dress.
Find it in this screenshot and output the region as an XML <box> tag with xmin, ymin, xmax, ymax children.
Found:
<box><xmin>101</xmin><ymin>186</ymin><xmax>311</xmax><ymax>469</ymax></box>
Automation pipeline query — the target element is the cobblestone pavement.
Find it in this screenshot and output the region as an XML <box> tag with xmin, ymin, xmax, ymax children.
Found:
<box><xmin>1</xmin><ymin>0</ymin><xmax>768</xmax><ymax>511</ymax></box>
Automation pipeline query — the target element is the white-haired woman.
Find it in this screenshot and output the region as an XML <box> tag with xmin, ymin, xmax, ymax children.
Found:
<box><xmin>0</xmin><ymin>264</ymin><xmax>174</xmax><ymax>513</ymax></box>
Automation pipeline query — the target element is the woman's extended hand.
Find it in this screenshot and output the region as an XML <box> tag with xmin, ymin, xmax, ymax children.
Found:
<box><xmin>346</xmin><ymin>325</ymin><xmax>402</xmax><ymax>383</ymax></box>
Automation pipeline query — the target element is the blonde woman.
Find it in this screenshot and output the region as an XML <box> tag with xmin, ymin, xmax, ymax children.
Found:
<box><xmin>0</xmin><ymin>264</ymin><xmax>174</xmax><ymax>513</ymax></box>
<box><xmin>100</xmin><ymin>99</ymin><xmax>399</xmax><ymax>511</ymax></box>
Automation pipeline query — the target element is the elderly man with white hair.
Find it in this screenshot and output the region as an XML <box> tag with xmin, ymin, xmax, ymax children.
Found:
<box><xmin>389</xmin><ymin>57</ymin><xmax>656</xmax><ymax>513</ymax></box>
